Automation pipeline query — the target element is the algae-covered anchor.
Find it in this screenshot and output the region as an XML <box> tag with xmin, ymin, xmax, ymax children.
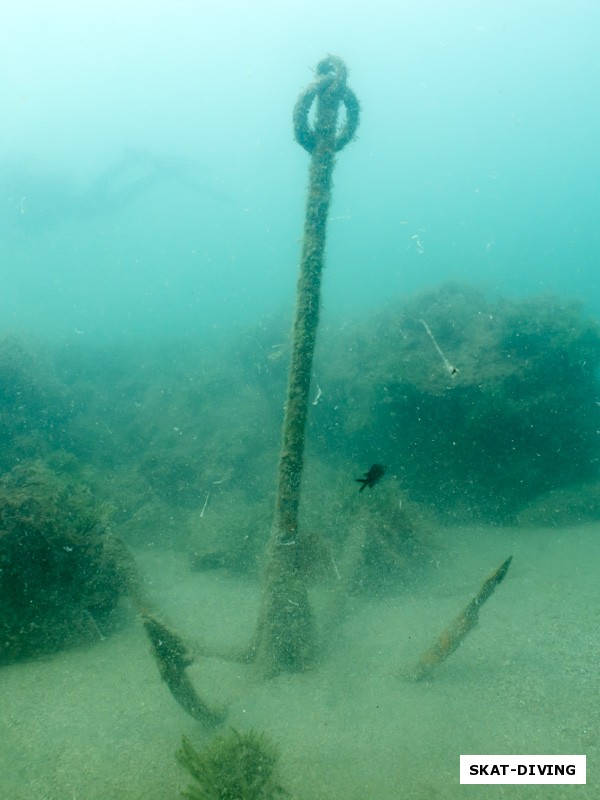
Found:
<box><xmin>253</xmin><ymin>56</ymin><xmax>360</xmax><ymax>678</ymax></box>
<box><xmin>142</xmin><ymin>613</ymin><xmax>225</xmax><ymax>726</ymax></box>
<box><xmin>407</xmin><ymin>555</ymin><xmax>513</xmax><ymax>681</ymax></box>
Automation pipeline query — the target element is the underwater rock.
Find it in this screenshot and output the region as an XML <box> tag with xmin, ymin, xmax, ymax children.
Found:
<box><xmin>0</xmin><ymin>460</ymin><xmax>133</xmax><ymax>663</ymax></box>
<box><xmin>349</xmin><ymin>482</ymin><xmax>433</xmax><ymax>593</ymax></box>
<box><xmin>188</xmin><ymin>492</ymin><xmax>271</xmax><ymax>576</ymax></box>
<box><xmin>23</xmin><ymin>281</ymin><xmax>598</xmax><ymax>542</ymax></box>
<box><xmin>516</xmin><ymin>480</ymin><xmax>600</xmax><ymax>527</ymax></box>
<box><xmin>315</xmin><ymin>283</ymin><xmax>600</xmax><ymax>521</ymax></box>
<box><xmin>139</xmin><ymin>452</ymin><xmax>203</xmax><ymax>507</ymax></box>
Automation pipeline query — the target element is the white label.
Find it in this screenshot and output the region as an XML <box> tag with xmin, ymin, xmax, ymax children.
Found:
<box><xmin>460</xmin><ymin>755</ymin><xmax>586</xmax><ymax>784</ymax></box>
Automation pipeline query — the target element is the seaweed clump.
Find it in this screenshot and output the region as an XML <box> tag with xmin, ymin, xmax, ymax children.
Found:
<box><xmin>0</xmin><ymin>459</ymin><xmax>132</xmax><ymax>663</ymax></box>
<box><xmin>177</xmin><ymin>729</ymin><xmax>286</xmax><ymax>800</ymax></box>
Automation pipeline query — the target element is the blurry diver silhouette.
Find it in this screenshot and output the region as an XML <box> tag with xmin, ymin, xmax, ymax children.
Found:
<box><xmin>1</xmin><ymin>149</ymin><xmax>223</xmax><ymax>235</ymax></box>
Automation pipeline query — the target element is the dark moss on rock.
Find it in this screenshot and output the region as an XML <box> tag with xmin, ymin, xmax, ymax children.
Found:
<box><xmin>0</xmin><ymin>459</ymin><xmax>133</xmax><ymax>663</ymax></box>
<box><xmin>314</xmin><ymin>283</ymin><xmax>600</xmax><ymax>521</ymax></box>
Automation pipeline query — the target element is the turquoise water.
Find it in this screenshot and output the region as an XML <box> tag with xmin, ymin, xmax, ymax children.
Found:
<box><xmin>2</xmin><ymin>1</ymin><xmax>599</xmax><ymax>341</ymax></box>
<box><xmin>1</xmin><ymin>2</ymin><xmax>599</xmax><ymax>798</ymax></box>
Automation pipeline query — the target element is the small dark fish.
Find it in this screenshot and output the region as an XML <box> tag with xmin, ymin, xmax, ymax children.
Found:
<box><xmin>355</xmin><ymin>463</ymin><xmax>386</xmax><ymax>492</ymax></box>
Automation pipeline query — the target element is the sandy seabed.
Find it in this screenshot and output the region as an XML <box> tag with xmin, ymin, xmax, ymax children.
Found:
<box><xmin>1</xmin><ymin>523</ymin><xmax>598</xmax><ymax>799</ymax></box>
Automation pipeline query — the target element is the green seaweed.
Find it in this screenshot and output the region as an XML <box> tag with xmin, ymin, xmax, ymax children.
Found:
<box><xmin>176</xmin><ymin>729</ymin><xmax>286</xmax><ymax>800</ymax></box>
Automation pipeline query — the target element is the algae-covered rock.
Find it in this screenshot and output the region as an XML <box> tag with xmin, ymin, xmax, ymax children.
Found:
<box><xmin>516</xmin><ymin>480</ymin><xmax>600</xmax><ymax>527</ymax></box>
<box><xmin>9</xmin><ymin>283</ymin><xmax>595</xmax><ymax>544</ymax></box>
<box><xmin>0</xmin><ymin>459</ymin><xmax>133</xmax><ymax>663</ymax></box>
<box><xmin>188</xmin><ymin>491</ymin><xmax>271</xmax><ymax>575</ymax></box>
<box><xmin>350</xmin><ymin>482</ymin><xmax>434</xmax><ymax>592</ymax></box>
<box><xmin>315</xmin><ymin>283</ymin><xmax>600</xmax><ymax>521</ymax></box>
